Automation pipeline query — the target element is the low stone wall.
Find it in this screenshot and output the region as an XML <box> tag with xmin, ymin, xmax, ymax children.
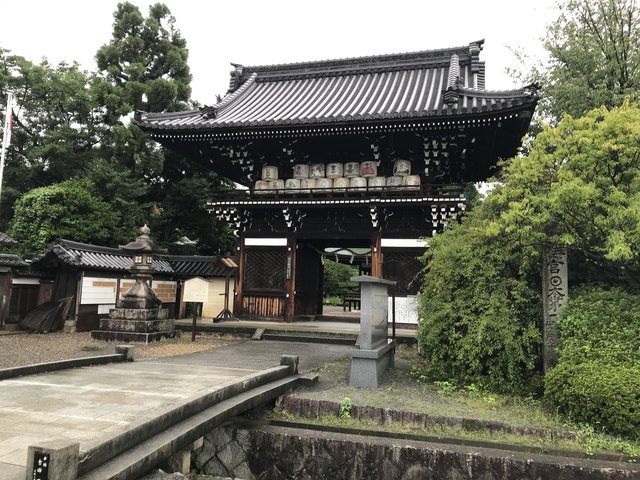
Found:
<box><xmin>279</xmin><ymin>395</ymin><xmax>577</xmax><ymax>440</ymax></box>
<box><xmin>192</xmin><ymin>422</ymin><xmax>640</xmax><ymax>480</ymax></box>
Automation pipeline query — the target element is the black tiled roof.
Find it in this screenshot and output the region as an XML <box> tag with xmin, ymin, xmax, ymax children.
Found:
<box><xmin>32</xmin><ymin>240</ymin><xmax>234</xmax><ymax>277</ymax></box>
<box><xmin>169</xmin><ymin>256</ymin><xmax>235</xmax><ymax>278</ymax></box>
<box><xmin>137</xmin><ymin>40</ymin><xmax>538</xmax><ymax>132</ymax></box>
<box><xmin>0</xmin><ymin>254</ymin><xmax>28</xmax><ymax>268</ymax></box>
<box><xmin>0</xmin><ymin>232</ymin><xmax>18</xmax><ymax>246</ymax></box>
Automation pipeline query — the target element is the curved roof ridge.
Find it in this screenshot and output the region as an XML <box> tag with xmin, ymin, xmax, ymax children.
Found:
<box><xmin>57</xmin><ymin>239</ymin><xmax>124</xmax><ymax>255</ymax></box>
<box><xmin>213</xmin><ymin>73</ymin><xmax>258</xmax><ymax>116</ymax></box>
<box><xmin>457</xmin><ymin>84</ymin><xmax>540</xmax><ymax>98</ymax></box>
<box><xmin>140</xmin><ymin>109</ymin><xmax>201</xmax><ymax>121</ymax></box>
<box><xmin>243</xmin><ymin>40</ymin><xmax>484</xmax><ymax>74</ymax></box>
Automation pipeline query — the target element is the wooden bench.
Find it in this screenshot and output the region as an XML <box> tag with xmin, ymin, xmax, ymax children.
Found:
<box><xmin>342</xmin><ymin>293</ymin><xmax>361</xmax><ymax>312</ymax></box>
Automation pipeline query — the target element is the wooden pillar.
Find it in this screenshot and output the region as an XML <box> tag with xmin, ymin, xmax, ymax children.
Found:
<box><xmin>233</xmin><ymin>234</ymin><xmax>246</xmax><ymax>317</ymax></box>
<box><xmin>371</xmin><ymin>233</ymin><xmax>383</xmax><ymax>278</ymax></box>
<box><xmin>283</xmin><ymin>234</ymin><xmax>297</xmax><ymax>322</ymax></box>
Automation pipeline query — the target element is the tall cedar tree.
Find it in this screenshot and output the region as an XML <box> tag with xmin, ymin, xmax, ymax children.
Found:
<box><xmin>94</xmin><ymin>2</ymin><xmax>233</xmax><ymax>254</ymax></box>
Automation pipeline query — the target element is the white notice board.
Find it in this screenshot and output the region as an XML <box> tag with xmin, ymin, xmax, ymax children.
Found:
<box><xmin>388</xmin><ymin>295</ymin><xmax>419</xmax><ymax>324</ymax></box>
<box><xmin>183</xmin><ymin>277</ymin><xmax>210</xmax><ymax>303</ymax></box>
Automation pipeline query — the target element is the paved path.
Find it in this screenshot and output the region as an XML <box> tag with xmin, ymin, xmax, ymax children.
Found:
<box><xmin>0</xmin><ymin>340</ymin><xmax>351</xmax><ymax>480</ymax></box>
<box><xmin>175</xmin><ymin>316</ymin><xmax>417</xmax><ymax>341</ymax></box>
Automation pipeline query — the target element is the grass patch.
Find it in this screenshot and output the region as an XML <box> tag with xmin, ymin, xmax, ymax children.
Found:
<box><xmin>286</xmin><ymin>344</ymin><xmax>640</xmax><ymax>459</ymax></box>
<box><xmin>267</xmin><ymin>411</ymin><xmax>640</xmax><ymax>458</ymax></box>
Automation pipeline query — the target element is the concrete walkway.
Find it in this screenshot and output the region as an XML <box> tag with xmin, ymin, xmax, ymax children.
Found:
<box><xmin>0</xmin><ymin>340</ymin><xmax>351</xmax><ymax>480</ymax></box>
<box><xmin>176</xmin><ymin>316</ymin><xmax>418</xmax><ymax>342</ymax></box>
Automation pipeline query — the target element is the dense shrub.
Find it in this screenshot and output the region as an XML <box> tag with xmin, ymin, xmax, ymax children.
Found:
<box><xmin>417</xmin><ymin>212</ymin><xmax>541</xmax><ymax>395</ymax></box>
<box><xmin>545</xmin><ymin>361</ymin><xmax>640</xmax><ymax>436</ymax></box>
<box><xmin>544</xmin><ymin>286</ymin><xmax>640</xmax><ymax>436</ymax></box>
<box><xmin>554</xmin><ymin>287</ymin><xmax>640</xmax><ymax>366</ymax></box>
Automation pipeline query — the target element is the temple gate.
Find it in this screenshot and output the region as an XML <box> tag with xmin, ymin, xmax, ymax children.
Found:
<box><xmin>138</xmin><ymin>40</ymin><xmax>538</xmax><ymax>321</ymax></box>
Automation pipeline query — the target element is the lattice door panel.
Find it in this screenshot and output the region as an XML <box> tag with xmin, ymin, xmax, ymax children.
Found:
<box><xmin>245</xmin><ymin>249</ymin><xmax>286</xmax><ymax>291</ymax></box>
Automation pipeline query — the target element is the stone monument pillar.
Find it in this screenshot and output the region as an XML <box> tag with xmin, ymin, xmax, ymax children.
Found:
<box><xmin>91</xmin><ymin>225</ymin><xmax>178</xmax><ymax>343</ymax></box>
<box><xmin>349</xmin><ymin>275</ymin><xmax>396</xmax><ymax>388</ymax></box>
<box><xmin>542</xmin><ymin>246</ymin><xmax>568</xmax><ymax>372</ymax></box>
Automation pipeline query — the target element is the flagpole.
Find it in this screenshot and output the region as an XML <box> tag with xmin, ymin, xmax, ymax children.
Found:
<box><xmin>0</xmin><ymin>91</ymin><xmax>13</xmax><ymax>208</ymax></box>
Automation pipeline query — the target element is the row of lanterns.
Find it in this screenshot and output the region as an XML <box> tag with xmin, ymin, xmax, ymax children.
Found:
<box><xmin>255</xmin><ymin>160</ymin><xmax>421</xmax><ymax>193</ymax></box>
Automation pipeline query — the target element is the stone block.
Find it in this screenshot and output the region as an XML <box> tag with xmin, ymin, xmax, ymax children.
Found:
<box><xmin>109</xmin><ymin>308</ymin><xmax>164</xmax><ymax>320</ymax></box>
<box><xmin>166</xmin><ymin>449</ymin><xmax>191</xmax><ymax>475</ymax></box>
<box><xmin>217</xmin><ymin>440</ymin><xmax>246</xmax><ymax>471</ymax></box>
<box><xmin>115</xmin><ymin>345</ymin><xmax>136</xmax><ymax>361</ymax></box>
<box><xmin>26</xmin><ymin>440</ymin><xmax>79</xmax><ymax>480</ymax></box>
<box><xmin>63</xmin><ymin>320</ymin><xmax>77</xmax><ymax>333</ymax></box>
<box><xmin>232</xmin><ymin>460</ymin><xmax>256</xmax><ymax>480</ymax></box>
<box><xmin>280</xmin><ymin>355</ymin><xmax>299</xmax><ymax>374</ymax></box>
<box><xmin>349</xmin><ymin>340</ymin><xmax>395</xmax><ymax>388</ymax></box>
<box><xmin>98</xmin><ymin>318</ymin><xmax>175</xmax><ymax>333</ymax></box>
<box><xmin>90</xmin><ymin>330</ymin><xmax>179</xmax><ymax>343</ymax></box>
<box><xmin>192</xmin><ymin>436</ymin><xmax>204</xmax><ymax>450</ymax></box>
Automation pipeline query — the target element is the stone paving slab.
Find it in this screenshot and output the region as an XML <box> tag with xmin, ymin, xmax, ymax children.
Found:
<box><xmin>0</xmin><ymin>340</ymin><xmax>350</xmax><ymax>480</ymax></box>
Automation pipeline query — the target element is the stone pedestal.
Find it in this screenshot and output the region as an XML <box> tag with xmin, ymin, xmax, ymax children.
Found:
<box><xmin>91</xmin><ymin>282</ymin><xmax>178</xmax><ymax>343</ymax></box>
<box><xmin>349</xmin><ymin>275</ymin><xmax>396</xmax><ymax>388</ymax></box>
<box><xmin>92</xmin><ymin>225</ymin><xmax>178</xmax><ymax>343</ymax></box>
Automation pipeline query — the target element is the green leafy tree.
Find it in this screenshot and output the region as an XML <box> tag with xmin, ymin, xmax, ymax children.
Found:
<box><xmin>0</xmin><ymin>50</ymin><xmax>104</xmax><ymax>228</ymax></box>
<box><xmin>8</xmin><ymin>179</ymin><xmax>118</xmax><ymax>256</ymax></box>
<box><xmin>83</xmin><ymin>158</ymin><xmax>149</xmax><ymax>246</ymax></box>
<box><xmin>150</xmin><ymin>170</ymin><xmax>234</xmax><ymax>255</ymax></box>
<box><xmin>418</xmin><ymin>102</ymin><xmax>640</xmax><ymax>393</ymax></box>
<box><xmin>323</xmin><ymin>260</ymin><xmax>359</xmax><ymax>298</ymax></box>
<box><xmin>529</xmin><ymin>0</ymin><xmax>640</xmax><ymax>120</ymax></box>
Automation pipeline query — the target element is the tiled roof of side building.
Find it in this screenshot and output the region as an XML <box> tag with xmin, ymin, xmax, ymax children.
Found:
<box><xmin>36</xmin><ymin>240</ymin><xmax>174</xmax><ymax>274</ymax></box>
<box><xmin>0</xmin><ymin>254</ymin><xmax>28</xmax><ymax>268</ymax></box>
<box><xmin>168</xmin><ymin>256</ymin><xmax>236</xmax><ymax>278</ymax></box>
<box><xmin>0</xmin><ymin>232</ymin><xmax>18</xmax><ymax>246</ymax></box>
<box><xmin>32</xmin><ymin>240</ymin><xmax>235</xmax><ymax>277</ymax></box>
<box><xmin>137</xmin><ymin>40</ymin><xmax>538</xmax><ymax>132</ymax></box>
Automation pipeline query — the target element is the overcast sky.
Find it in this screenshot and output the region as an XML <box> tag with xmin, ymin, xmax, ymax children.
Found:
<box><xmin>1</xmin><ymin>0</ymin><xmax>558</xmax><ymax>105</ymax></box>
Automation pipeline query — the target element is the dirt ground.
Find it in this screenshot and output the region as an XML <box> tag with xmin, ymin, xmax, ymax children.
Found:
<box><xmin>0</xmin><ymin>331</ymin><xmax>243</xmax><ymax>368</ymax></box>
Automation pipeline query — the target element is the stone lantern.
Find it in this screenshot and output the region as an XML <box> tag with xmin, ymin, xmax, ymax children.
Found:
<box><xmin>91</xmin><ymin>225</ymin><xmax>178</xmax><ymax>343</ymax></box>
<box><xmin>118</xmin><ymin>225</ymin><xmax>162</xmax><ymax>309</ymax></box>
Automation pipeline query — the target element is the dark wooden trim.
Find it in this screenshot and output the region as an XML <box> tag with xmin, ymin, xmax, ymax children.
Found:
<box><xmin>283</xmin><ymin>234</ymin><xmax>297</xmax><ymax>322</ymax></box>
<box><xmin>234</xmin><ymin>234</ymin><xmax>246</xmax><ymax>316</ymax></box>
<box><xmin>372</xmin><ymin>233</ymin><xmax>383</xmax><ymax>278</ymax></box>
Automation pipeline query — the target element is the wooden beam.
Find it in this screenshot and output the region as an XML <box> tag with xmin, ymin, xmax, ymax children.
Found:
<box><xmin>283</xmin><ymin>234</ymin><xmax>297</xmax><ymax>322</ymax></box>
<box><xmin>371</xmin><ymin>232</ymin><xmax>383</xmax><ymax>278</ymax></box>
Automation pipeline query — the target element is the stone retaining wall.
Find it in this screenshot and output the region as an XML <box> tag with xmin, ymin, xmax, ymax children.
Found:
<box><xmin>278</xmin><ymin>395</ymin><xmax>577</xmax><ymax>440</ymax></box>
<box><xmin>192</xmin><ymin>422</ymin><xmax>639</xmax><ymax>480</ymax></box>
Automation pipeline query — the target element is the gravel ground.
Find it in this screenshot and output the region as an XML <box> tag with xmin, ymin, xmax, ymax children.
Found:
<box><xmin>0</xmin><ymin>331</ymin><xmax>243</xmax><ymax>368</ymax></box>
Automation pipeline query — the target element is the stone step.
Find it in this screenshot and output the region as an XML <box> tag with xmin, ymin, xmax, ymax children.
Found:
<box><xmin>261</xmin><ymin>331</ymin><xmax>357</xmax><ymax>345</ymax></box>
<box><xmin>77</xmin><ymin>375</ymin><xmax>300</xmax><ymax>480</ymax></box>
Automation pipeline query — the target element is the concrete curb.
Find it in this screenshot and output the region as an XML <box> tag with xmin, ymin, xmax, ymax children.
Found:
<box><xmin>0</xmin><ymin>354</ymin><xmax>128</xmax><ymax>381</ymax></box>
<box><xmin>78</xmin><ymin>365</ymin><xmax>292</xmax><ymax>475</ymax></box>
